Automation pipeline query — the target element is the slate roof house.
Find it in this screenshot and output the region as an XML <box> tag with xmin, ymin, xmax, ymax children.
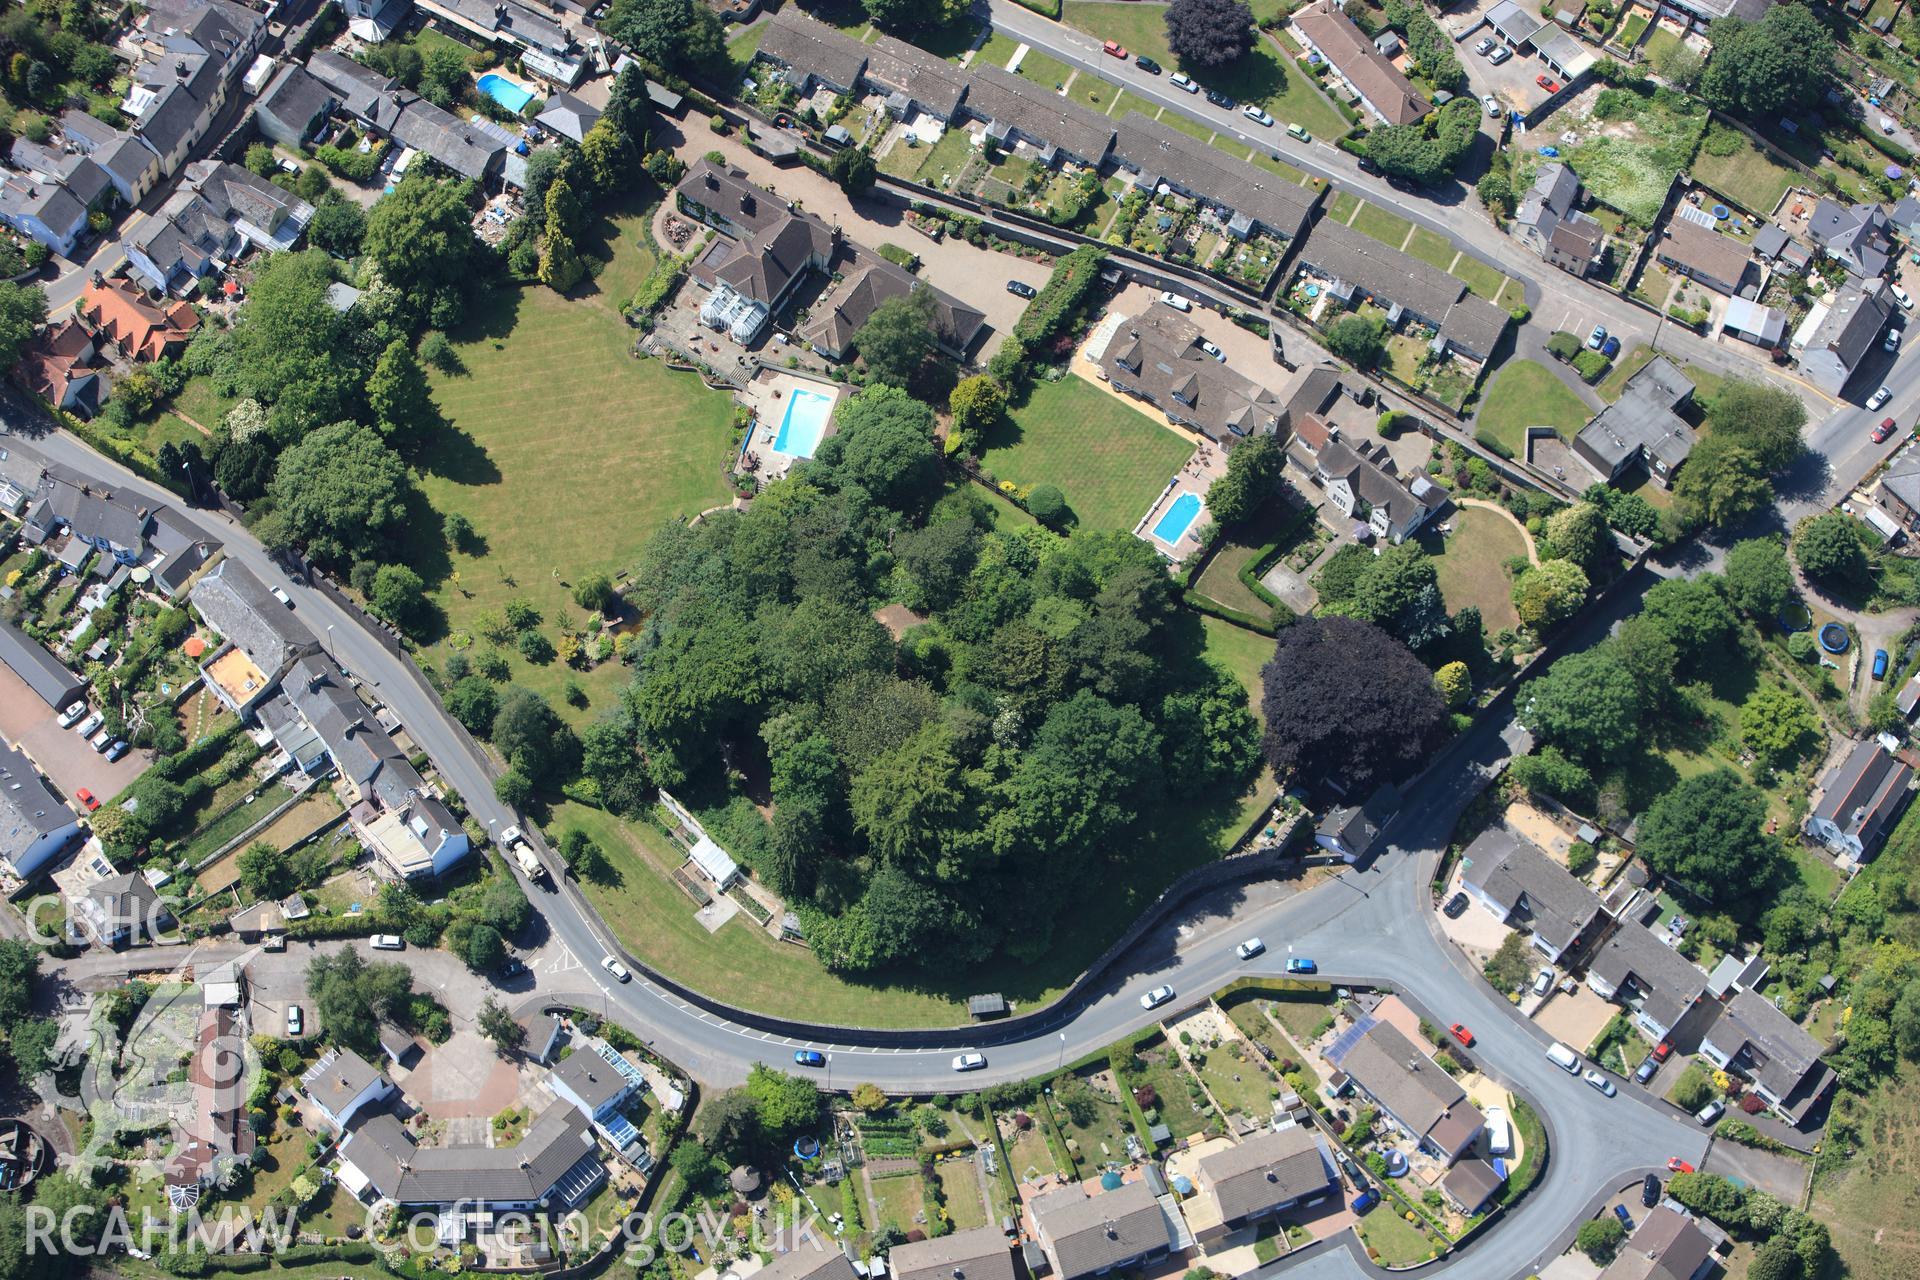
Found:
<box><xmin>1700</xmin><ymin>988</ymin><xmax>1834</xmax><ymax>1126</ymax></box>
<box><xmin>1314</xmin><ymin>784</ymin><xmax>1399</xmax><ymax>862</ymax></box>
<box><xmin>1102</xmin><ymin>301</ymin><xmax>1290</xmax><ymax>445</ymax></box>
<box><xmin>535</xmin><ymin>92</ymin><xmax>602</xmax><ymax>144</ymax></box>
<box><xmin>76</xmin><ymin>871</ymin><xmax>170</xmax><ymax>948</ymax></box>
<box><xmin>1878</xmin><ymin>454</ymin><xmax>1920</xmax><ymax>528</ymax></box>
<box><xmin>0</xmin><ymin>172</ymin><xmax>90</xmax><ymax>256</ymax></box>
<box><xmin>1573</xmin><ymin>355</ymin><xmax>1695</xmax><ymax>488</ymax></box>
<box><xmin>1513</xmin><ymin>163</ymin><xmax>1603</xmax><ymax>277</ymax></box>
<box><xmin>1807</xmin><ymin>198</ymin><xmax>1894</xmax><ymax>279</ymax></box>
<box><xmin>1112</xmin><ymin>112</ymin><xmax>1318</xmax><ymax>245</ymax></box>
<box><xmin>126</xmin><ymin>161</ymin><xmax>313</xmax><ymax>295</ymax></box>
<box><xmin>964</xmin><ymin>65</ymin><xmax>1116</xmax><ymax>168</ymax></box>
<box><xmin>1293</xmin><ymin>1</ymin><xmax>1431</xmax><ymax>125</ymax></box>
<box><xmin>0</xmin><ymin>739</ymin><xmax>86</xmax><ymax>881</ymax></box>
<box><xmin>753</xmin><ymin>7</ymin><xmax>870</xmax><ymax>96</ymax></box>
<box><xmin>800</xmin><ymin>244</ymin><xmax>986</xmax><ymax>361</ymax></box>
<box><xmin>1652</xmin><ymin>218</ymin><xmax>1752</xmax><ymax>296</ymax></box>
<box><xmin>1804</xmin><ymin>738</ymin><xmax>1912</xmax><ymax>864</ymax></box>
<box><xmin>1596</xmin><ymin>1205</ymin><xmax>1718</xmax><ymax>1280</ymax></box>
<box><xmin>340</xmin><ymin>1105</ymin><xmax>605</xmax><ymax>1209</ymax></box>
<box><xmin>413</xmin><ymin>0</ymin><xmax>588</xmax><ymax>86</ymax></box>
<box><xmin>1586</xmin><ymin>920</ymin><xmax>1711</xmax><ymax>1044</ymax></box>
<box><xmin>1440</xmin><ymin>1158</ymin><xmax>1504</xmax><ymax>1216</ymax></box>
<box><xmin>59</xmin><ymin>111</ymin><xmax>162</xmax><ymax>205</ymax></box>
<box><xmin>1309</xmin><ymin>435</ymin><xmax>1449</xmax><ymax>543</ymax></box>
<box><xmin>1030</xmin><ymin>1180</ymin><xmax>1176</xmax><ymax>1280</ymax></box>
<box><xmin>862</xmin><ymin>32</ymin><xmax>970</xmax><ymax>122</ymax></box>
<box><xmin>1721</xmin><ymin>296</ymin><xmax>1788</xmax><ymax>348</ymax></box>
<box><xmin>254</xmin><ymin>64</ymin><xmax>335</xmax><ymax>150</ymax></box>
<box><xmin>1295</xmin><ymin>220</ymin><xmax>1509</xmax><ymax>361</ymax></box>
<box><xmin>301</xmin><ymin>1047</ymin><xmax>395</xmax><ymax>1131</ymax></box>
<box><xmin>1458</xmin><ymin>825</ymin><xmax>1602</xmax><ymax>963</ymax></box>
<box><xmin>677</xmin><ymin>159</ymin><xmax>836</xmax><ymax>344</ymax></box>
<box><xmin>1327</xmin><ymin>1016</ymin><xmax>1485</xmax><ymax>1162</ymax></box>
<box><xmin>890</xmin><ymin>1227</ymin><xmax>1017</xmax><ymax>1280</ymax></box>
<box><xmin>190</xmin><ymin>559</ymin><xmax>318</xmax><ymax>712</ymax></box>
<box><xmin>1189</xmin><ymin>1126</ymin><xmax>1336</xmax><ymax>1243</ymax></box>
<box><xmin>1793</xmin><ymin>283</ymin><xmax>1891</xmax><ymax>396</ymax></box>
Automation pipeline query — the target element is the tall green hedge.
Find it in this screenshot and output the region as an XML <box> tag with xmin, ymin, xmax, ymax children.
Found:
<box><xmin>1012</xmin><ymin>244</ymin><xmax>1106</xmax><ymax>347</ymax></box>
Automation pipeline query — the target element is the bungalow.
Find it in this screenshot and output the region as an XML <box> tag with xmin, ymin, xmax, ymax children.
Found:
<box><xmin>890</xmin><ymin>1226</ymin><xmax>1018</xmax><ymax>1280</ymax></box>
<box><xmin>339</xmin><ymin>1104</ymin><xmax>605</xmax><ymax>1209</ymax></box>
<box><xmin>1586</xmin><ymin>921</ymin><xmax>1710</xmax><ymax>1044</ymax></box>
<box><xmin>413</xmin><ymin>0</ymin><xmax>588</xmax><ymax>86</ymax></box>
<box><xmin>1458</xmin><ymin>825</ymin><xmax>1602</xmax><ymax>963</ymax></box>
<box><xmin>534</xmin><ymin>92</ymin><xmax>602</xmax><ymax>145</ymax></box>
<box><xmin>800</xmin><ymin>244</ymin><xmax>986</xmax><ymax>362</ymax></box>
<box><xmin>548</xmin><ymin>1038</ymin><xmax>643</xmax><ymax>1126</ymax></box>
<box><xmin>1573</xmin><ymin>355</ymin><xmax>1695</xmax><ymax>488</ymax></box>
<box><xmin>1653</xmin><ymin>218</ymin><xmax>1752</xmax><ymax>296</ymax></box>
<box><xmin>1326</xmin><ymin>1016</ymin><xmax>1485</xmax><ymax>1163</ymax></box>
<box><xmin>1030</xmin><ymin>1180</ymin><xmax>1176</xmax><ymax>1280</ymax></box>
<box><xmin>82</xmin><ymin>279</ymin><xmax>200</xmax><ymax>363</ymax></box>
<box><xmin>76</xmin><ymin>872</ymin><xmax>171</xmax><ymax>948</ymax></box>
<box><xmin>1803</xmin><ymin>738</ymin><xmax>1912</xmax><ymax>864</ymax></box>
<box><xmin>753</xmin><ymin>7</ymin><xmax>870</xmax><ymax>97</ymax></box>
<box><xmin>0</xmin><ymin>739</ymin><xmax>86</xmax><ymax>881</ymax></box>
<box><xmin>1793</xmin><ymin>284</ymin><xmax>1891</xmax><ymax>396</ymax></box>
<box><xmin>1596</xmin><ymin>1205</ymin><xmax>1718</xmax><ymax>1280</ymax></box>
<box><xmin>12</xmin><ymin>319</ymin><xmax>106</xmax><ymax>418</ymax></box>
<box><xmin>1292</xmin><ymin>1</ymin><xmax>1430</xmax><ymax>125</ymax></box>
<box><xmin>1112</xmin><ymin>112</ymin><xmax>1318</xmax><ymax>245</ymax></box>
<box><xmin>1315</xmin><ymin>784</ymin><xmax>1399</xmax><ymax>862</ymax></box>
<box><xmin>964</xmin><ymin>65</ymin><xmax>1116</xmax><ymax>168</ymax></box>
<box><xmin>1700</xmin><ymin>988</ymin><xmax>1833</xmax><ymax>1125</ymax></box>
<box><xmin>1188</xmin><ymin>1127</ymin><xmax>1336</xmax><ymax>1244</ymax></box>
<box><xmin>1806</xmin><ymin>198</ymin><xmax>1893</xmax><ymax>279</ymax></box>
<box><xmin>1294</xmin><ymin>220</ymin><xmax>1508</xmax><ymax>361</ymax></box>
<box><xmin>301</xmin><ymin>1047</ymin><xmax>395</xmax><ymax>1131</ymax></box>
<box><xmin>1310</xmin><ymin>435</ymin><xmax>1449</xmax><ymax>543</ymax></box>
<box><xmin>1102</xmin><ymin>301</ymin><xmax>1290</xmax><ymax>445</ymax></box>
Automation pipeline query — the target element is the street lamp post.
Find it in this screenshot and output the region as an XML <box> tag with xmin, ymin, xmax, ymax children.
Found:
<box><xmin>1058</xmin><ymin>1031</ymin><xmax>1066</xmax><ymax>1071</ymax></box>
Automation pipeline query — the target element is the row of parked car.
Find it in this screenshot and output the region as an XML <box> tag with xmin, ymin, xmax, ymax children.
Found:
<box><xmin>55</xmin><ymin>702</ymin><xmax>130</xmax><ymax>812</ymax></box>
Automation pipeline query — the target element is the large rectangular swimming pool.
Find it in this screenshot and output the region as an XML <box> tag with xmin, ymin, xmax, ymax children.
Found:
<box><xmin>1151</xmin><ymin>491</ymin><xmax>1203</xmax><ymax>543</ymax></box>
<box><xmin>772</xmin><ymin>388</ymin><xmax>834</xmax><ymax>458</ymax></box>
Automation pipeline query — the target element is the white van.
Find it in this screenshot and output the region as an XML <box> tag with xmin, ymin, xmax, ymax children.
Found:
<box><xmin>1546</xmin><ymin>1042</ymin><xmax>1581</xmax><ymax>1073</ymax></box>
<box><xmin>1483</xmin><ymin>1105</ymin><xmax>1512</xmax><ymax>1155</ymax></box>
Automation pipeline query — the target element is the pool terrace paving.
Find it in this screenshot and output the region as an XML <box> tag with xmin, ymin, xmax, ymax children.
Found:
<box><xmin>739</xmin><ymin>370</ymin><xmax>847</xmax><ymax>480</ymax></box>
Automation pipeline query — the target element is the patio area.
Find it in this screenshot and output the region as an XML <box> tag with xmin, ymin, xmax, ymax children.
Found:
<box><xmin>737</xmin><ymin>370</ymin><xmax>847</xmax><ymax>482</ymax></box>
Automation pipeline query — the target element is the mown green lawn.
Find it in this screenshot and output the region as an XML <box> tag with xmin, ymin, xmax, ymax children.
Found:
<box><xmin>1418</xmin><ymin>506</ymin><xmax>1529</xmax><ymax>631</ymax></box>
<box><xmin>1476</xmin><ymin>359</ymin><xmax>1592</xmax><ymax>454</ymax></box>
<box><xmin>414</xmin><ymin>193</ymin><xmax>736</xmax><ymax>724</ymax></box>
<box><xmin>1350</xmin><ymin>200</ymin><xmax>1413</xmax><ymax>249</ymax></box>
<box><xmin>1691</xmin><ymin>127</ymin><xmax>1802</xmax><ymax>217</ymax></box>
<box><xmin>980</xmin><ymin>376</ymin><xmax>1193</xmax><ymax>535</ymax></box>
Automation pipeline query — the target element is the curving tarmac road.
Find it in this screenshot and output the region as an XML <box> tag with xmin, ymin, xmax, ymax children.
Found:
<box><xmin>2</xmin><ymin>410</ymin><xmax>1711</xmax><ymax>1279</ymax></box>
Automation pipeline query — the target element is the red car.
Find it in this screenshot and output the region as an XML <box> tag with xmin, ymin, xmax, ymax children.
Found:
<box><xmin>1449</xmin><ymin>1023</ymin><xmax>1475</xmax><ymax>1047</ymax></box>
<box><xmin>1667</xmin><ymin>1157</ymin><xmax>1695</xmax><ymax>1174</ymax></box>
<box><xmin>1102</xmin><ymin>39</ymin><xmax>1128</xmax><ymax>59</ymax></box>
<box><xmin>1874</xmin><ymin>417</ymin><xmax>1898</xmax><ymax>443</ymax></box>
<box><xmin>1652</xmin><ymin>1041</ymin><xmax>1674</xmax><ymax>1062</ymax></box>
<box><xmin>1537</xmin><ymin>75</ymin><xmax>1561</xmax><ymax>93</ymax></box>
<box><xmin>75</xmin><ymin>788</ymin><xmax>99</xmax><ymax>812</ymax></box>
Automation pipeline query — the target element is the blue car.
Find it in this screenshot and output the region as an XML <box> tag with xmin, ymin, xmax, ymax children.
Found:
<box><xmin>1350</xmin><ymin>1190</ymin><xmax>1379</xmax><ymax>1214</ymax></box>
<box><xmin>1286</xmin><ymin>957</ymin><xmax>1317</xmax><ymax>975</ymax></box>
<box><xmin>794</xmin><ymin>1050</ymin><xmax>825</xmax><ymax>1068</ymax></box>
<box><xmin>1601</xmin><ymin>335</ymin><xmax>1621</xmax><ymax>358</ymax></box>
<box><xmin>1613</xmin><ymin>1204</ymin><xmax>1634</xmax><ymax>1232</ymax></box>
<box><xmin>1874</xmin><ymin>648</ymin><xmax>1890</xmax><ymax>680</ymax></box>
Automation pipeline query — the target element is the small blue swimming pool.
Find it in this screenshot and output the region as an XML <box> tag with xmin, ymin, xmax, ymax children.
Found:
<box><xmin>1152</xmin><ymin>491</ymin><xmax>1203</xmax><ymax>543</ymax></box>
<box><xmin>477</xmin><ymin>73</ymin><xmax>534</xmax><ymax>114</ymax></box>
<box><xmin>772</xmin><ymin>389</ymin><xmax>834</xmax><ymax>458</ymax></box>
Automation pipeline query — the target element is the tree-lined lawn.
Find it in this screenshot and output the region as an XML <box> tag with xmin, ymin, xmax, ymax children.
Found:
<box><xmin>1419</xmin><ymin>506</ymin><xmax>1530</xmax><ymax>631</ymax></box>
<box><xmin>414</xmin><ymin>197</ymin><xmax>736</xmax><ymax>723</ymax></box>
<box><xmin>980</xmin><ymin>376</ymin><xmax>1193</xmax><ymax>534</ymax></box>
<box><xmin>1476</xmin><ymin>360</ymin><xmax>1592</xmax><ymax>455</ymax></box>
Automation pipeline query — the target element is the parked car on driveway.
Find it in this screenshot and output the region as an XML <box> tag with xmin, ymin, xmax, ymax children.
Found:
<box><xmin>1602</xmin><ymin>335</ymin><xmax>1621</xmax><ymax>358</ymax></box>
<box><xmin>1641</xmin><ymin>1174</ymin><xmax>1662</xmax><ymax>1207</ymax></box>
<box><xmin>1537</xmin><ymin>74</ymin><xmax>1562</xmax><ymax>93</ymax></box>
<box><xmin>1532</xmin><ymin>967</ymin><xmax>1555</xmax><ymax>995</ymax></box>
<box><xmin>1443</xmin><ymin>892</ymin><xmax>1469</xmax><ymax>917</ymax></box>
<box><xmin>57</xmin><ymin>701</ymin><xmax>86</xmax><ymax>729</ymax></box>
<box><xmin>1696</xmin><ymin>1100</ymin><xmax>1725</xmax><ymax>1126</ymax></box>
<box><xmin>1484</xmin><ymin>95</ymin><xmax>1501</xmax><ymax>117</ymax></box>
<box><xmin>74</xmin><ymin>788</ymin><xmax>98</xmax><ymax>812</ymax></box>
<box><xmin>1895</xmin><ymin>284</ymin><xmax>1915</xmax><ymax>309</ymax></box>
<box><xmin>1613</xmin><ymin>1204</ymin><xmax>1634</xmax><ymax>1231</ymax></box>
<box><xmin>76</xmin><ymin>711</ymin><xmax>103</xmax><ymax>739</ymax></box>
<box><xmin>1667</xmin><ymin>1157</ymin><xmax>1694</xmax><ymax>1173</ymax></box>
<box><xmin>1199</xmin><ymin>339</ymin><xmax>1225</xmax><ymax>362</ymax></box>
<box><xmin>1475</xmin><ymin>36</ymin><xmax>1494</xmax><ymax>55</ymax></box>
<box><xmin>371</xmin><ymin>934</ymin><xmax>404</xmax><ymax>951</ymax></box>
<box><xmin>1159</xmin><ymin>291</ymin><xmax>1192</xmax><ymax>312</ymax></box>
<box><xmin>1874</xmin><ymin>648</ymin><xmax>1891</xmax><ymax>680</ymax></box>
<box><xmin>1488</xmin><ymin>44</ymin><xmax>1511</xmax><ymax>65</ymax></box>
<box><xmin>104</xmin><ymin>740</ymin><xmax>128</xmax><ymax>762</ymax></box>
<box><xmin>286</xmin><ymin>1005</ymin><xmax>302</xmax><ymax>1036</ymax></box>
<box><xmin>1635</xmin><ymin>1054</ymin><xmax>1659</xmax><ymax>1084</ymax></box>
<box><xmin>1007</xmin><ymin>279</ymin><xmax>1036</xmax><ymax>298</ymax></box>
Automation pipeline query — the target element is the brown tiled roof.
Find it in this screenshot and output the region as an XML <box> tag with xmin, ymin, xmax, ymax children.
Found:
<box><xmin>1199</xmin><ymin>1127</ymin><xmax>1334</xmax><ymax>1222</ymax></box>
<box><xmin>1654</xmin><ymin>218</ymin><xmax>1752</xmax><ymax>291</ymax></box>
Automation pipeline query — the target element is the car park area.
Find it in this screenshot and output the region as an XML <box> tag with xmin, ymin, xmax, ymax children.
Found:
<box><xmin>0</xmin><ymin>664</ymin><xmax>147</xmax><ymax>808</ymax></box>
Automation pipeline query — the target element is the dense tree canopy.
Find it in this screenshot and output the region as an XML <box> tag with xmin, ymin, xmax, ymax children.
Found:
<box><xmin>265</xmin><ymin>422</ymin><xmax>412</xmax><ymax>569</ymax></box>
<box><xmin>1705</xmin><ymin>380</ymin><xmax>1807</xmax><ymax>473</ymax></box>
<box><xmin>1319</xmin><ymin>544</ymin><xmax>1451</xmax><ymax>648</ymax></box>
<box><xmin>1794</xmin><ymin>512</ymin><xmax>1869</xmax><ymax>593</ymax></box>
<box><xmin>1674</xmin><ymin>436</ymin><xmax>1771</xmax><ymax>529</ymax></box>
<box><xmin>1260</xmin><ymin>616</ymin><xmax>1448</xmax><ymax>798</ymax></box>
<box><xmin>220</xmin><ymin>250</ymin><xmax>361</xmax><ymax>441</ymax></box>
<box><xmin>1723</xmin><ymin>536</ymin><xmax>1793</xmax><ymax>618</ymax></box>
<box><xmin>1523</xmin><ymin>646</ymin><xmax>1644</xmax><ymax>764</ymax></box>
<box><xmin>1205</xmin><ymin>435</ymin><xmax>1284</xmax><ymax>528</ymax></box>
<box><xmin>853</xmin><ymin>288</ymin><xmax>939</xmax><ymax>389</ymax></box>
<box><xmin>363</xmin><ymin>174</ymin><xmax>484</xmax><ymax>328</ymax></box>
<box><xmin>307</xmin><ymin>948</ymin><xmax>413</xmax><ymax>1056</ymax></box>
<box><xmin>1165</xmin><ymin>0</ymin><xmax>1255</xmax><ymax>68</ymax></box>
<box><xmin>1637</xmin><ymin>769</ymin><xmax>1784</xmax><ymax>907</ymax></box>
<box><xmin>1699</xmin><ymin>4</ymin><xmax>1834</xmax><ymax>121</ymax></box>
<box><xmin>0</xmin><ymin>282</ymin><xmax>47</xmax><ymax>371</ymax></box>
<box><xmin>1511</xmin><ymin>558</ymin><xmax>1590</xmax><ymax>631</ymax></box>
<box><xmin>623</xmin><ymin>433</ymin><xmax>1257</xmax><ymax>973</ymax></box>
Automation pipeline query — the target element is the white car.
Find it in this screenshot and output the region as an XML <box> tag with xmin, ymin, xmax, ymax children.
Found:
<box><xmin>1532</xmin><ymin>967</ymin><xmax>1555</xmax><ymax>996</ymax></box>
<box><xmin>1242</xmin><ymin>105</ymin><xmax>1274</xmax><ymax>126</ymax></box>
<box><xmin>370</xmin><ymin>934</ymin><xmax>405</xmax><ymax>951</ymax></box>
<box><xmin>1896</xmin><ymin>285</ymin><xmax>1915</xmax><ymax>310</ymax></box>
<box><xmin>1891</xmin><ymin>327</ymin><xmax>1905</xmax><ymax>353</ymax></box>
<box><xmin>1140</xmin><ymin>985</ymin><xmax>1175</xmax><ymax>1010</ymax></box>
<box><xmin>952</xmin><ymin>1052</ymin><xmax>987</xmax><ymax>1072</ymax></box>
<box><xmin>1474</xmin><ymin>36</ymin><xmax>1494</xmax><ymax>56</ymax></box>
<box><xmin>1869</xmin><ymin>385</ymin><xmax>1894</xmax><ymax>410</ymax></box>
<box><xmin>1697</xmin><ymin>1100</ymin><xmax>1725</xmax><ymax>1126</ymax></box>
<box><xmin>56</xmin><ymin>701</ymin><xmax>87</xmax><ymax>729</ymax></box>
<box><xmin>1236</xmin><ymin>936</ymin><xmax>1266</xmax><ymax>959</ymax></box>
<box><xmin>1159</xmin><ymin>291</ymin><xmax>1192</xmax><ymax>312</ymax></box>
<box><xmin>270</xmin><ymin>585</ymin><xmax>293</xmax><ymax>607</ymax></box>
<box><xmin>286</xmin><ymin>1005</ymin><xmax>303</xmax><ymax>1036</ymax></box>
<box><xmin>1583</xmin><ymin>1068</ymin><xmax>1617</xmax><ymax>1097</ymax></box>
<box><xmin>75</xmin><ymin>711</ymin><xmax>104</xmax><ymax>739</ymax></box>
<box><xmin>1199</xmin><ymin>339</ymin><xmax>1225</xmax><ymax>362</ymax></box>
<box><xmin>1488</xmin><ymin>45</ymin><xmax>1512</xmax><ymax>65</ymax></box>
<box><xmin>601</xmin><ymin>955</ymin><xmax>632</xmax><ymax>982</ymax></box>
<box><xmin>1170</xmin><ymin>72</ymin><xmax>1198</xmax><ymax>93</ymax></box>
<box><xmin>90</xmin><ymin>727</ymin><xmax>114</xmax><ymax>753</ymax></box>
<box><xmin>1484</xmin><ymin>95</ymin><xmax>1501</xmax><ymax>118</ymax></box>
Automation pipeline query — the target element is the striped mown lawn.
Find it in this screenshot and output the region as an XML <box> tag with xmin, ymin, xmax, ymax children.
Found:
<box><xmin>980</xmin><ymin>376</ymin><xmax>1194</xmax><ymax>534</ymax></box>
